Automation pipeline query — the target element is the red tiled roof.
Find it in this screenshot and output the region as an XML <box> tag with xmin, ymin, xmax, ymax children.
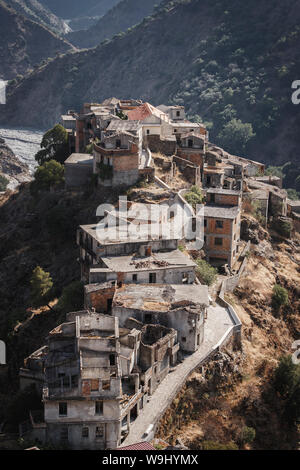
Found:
<box><xmin>127</xmin><ymin>103</ymin><xmax>154</xmax><ymax>121</ymax></box>
<box><xmin>118</xmin><ymin>442</ymin><xmax>156</xmax><ymax>451</ymax></box>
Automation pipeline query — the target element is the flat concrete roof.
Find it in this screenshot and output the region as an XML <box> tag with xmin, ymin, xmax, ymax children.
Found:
<box><xmin>206</xmin><ymin>188</ymin><xmax>241</xmax><ymax>196</ymax></box>
<box><xmin>101</xmin><ymin>250</ymin><xmax>196</xmax><ymax>273</ymax></box>
<box><xmin>65</xmin><ymin>153</ymin><xmax>93</xmax><ymax>165</ymax></box>
<box><xmin>114</xmin><ymin>284</ymin><xmax>209</xmax><ymax>311</ymax></box>
<box><xmin>79</xmin><ymin>223</ymin><xmax>180</xmax><ymax>245</ymax></box>
<box><xmin>61</xmin><ymin>115</ymin><xmax>76</xmax><ymax>121</ymax></box>
<box><xmin>204</xmin><ymin>205</ymin><xmax>240</xmax><ymax>219</ymax></box>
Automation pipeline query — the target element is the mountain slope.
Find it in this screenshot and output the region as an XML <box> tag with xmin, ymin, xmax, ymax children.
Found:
<box><xmin>39</xmin><ymin>0</ymin><xmax>115</xmax><ymax>19</ymax></box>
<box><xmin>5</xmin><ymin>0</ymin><xmax>69</xmax><ymax>35</ymax></box>
<box><xmin>2</xmin><ymin>0</ymin><xmax>300</xmax><ymax>173</ymax></box>
<box><xmin>0</xmin><ymin>1</ymin><xmax>74</xmax><ymax>80</ymax></box>
<box><xmin>67</xmin><ymin>0</ymin><xmax>162</xmax><ymax>49</ymax></box>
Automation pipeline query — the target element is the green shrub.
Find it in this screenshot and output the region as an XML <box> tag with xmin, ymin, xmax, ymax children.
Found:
<box><xmin>196</xmin><ymin>259</ymin><xmax>218</xmax><ymax>286</ymax></box>
<box><xmin>273</xmin><ymin>355</ymin><xmax>300</xmax><ymax>399</ymax></box>
<box><xmin>272</xmin><ymin>218</ymin><xmax>292</xmax><ymax>238</ymax></box>
<box><xmin>239</xmin><ymin>426</ymin><xmax>256</xmax><ymax>444</ymax></box>
<box><xmin>184</xmin><ymin>186</ymin><xmax>204</xmax><ymax>210</ymax></box>
<box><xmin>272</xmin><ymin>284</ymin><xmax>289</xmax><ymax>310</ymax></box>
<box><xmin>30</xmin><ymin>266</ymin><xmax>54</xmax><ymax>308</ymax></box>
<box><xmin>0</xmin><ymin>174</ymin><xmax>9</xmax><ymax>191</ymax></box>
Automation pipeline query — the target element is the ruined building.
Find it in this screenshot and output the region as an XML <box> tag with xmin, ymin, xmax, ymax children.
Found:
<box><xmin>19</xmin><ymin>306</ymin><xmax>188</xmax><ymax>450</ymax></box>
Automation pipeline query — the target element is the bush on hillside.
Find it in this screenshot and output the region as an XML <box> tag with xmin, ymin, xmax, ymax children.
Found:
<box><xmin>273</xmin><ymin>355</ymin><xmax>300</xmax><ymax>399</ymax></box>
<box><xmin>273</xmin><ymin>355</ymin><xmax>300</xmax><ymax>424</ymax></box>
<box><xmin>0</xmin><ymin>174</ymin><xmax>9</xmax><ymax>191</ymax></box>
<box><xmin>272</xmin><ymin>284</ymin><xmax>289</xmax><ymax>311</ymax></box>
<box><xmin>196</xmin><ymin>259</ymin><xmax>217</xmax><ymax>286</ymax></box>
<box><xmin>238</xmin><ymin>426</ymin><xmax>256</xmax><ymax>445</ymax></box>
<box><xmin>184</xmin><ymin>185</ymin><xmax>204</xmax><ymax>210</ymax></box>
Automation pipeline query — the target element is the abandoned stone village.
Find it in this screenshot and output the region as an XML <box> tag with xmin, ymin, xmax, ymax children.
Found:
<box><xmin>18</xmin><ymin>98</ymin><xmax>300</xmax><ymax>449</ymax></box>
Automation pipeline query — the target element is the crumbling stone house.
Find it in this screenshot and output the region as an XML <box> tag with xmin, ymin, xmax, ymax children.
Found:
<box><xmin>89</xmin><ymin>248</ymin><xmax>197</xmax><ymax>286</ymax></box>
<box><xmin>93</xmin><ymin>129</ymin><xmax>142</xmax><ymax>187</ymax></box>
<box><xmin>176</xmin><ymin>133</ymin><xmax>206</xmax><ymax>168</ymax></box>
<box><xmin>20</xmin><ymin>310</ymin><xmax>179</xmax><ymax>449</ymax></box>
<box><xmin>111</xmin><ymin>283</ymin><xmax>209</xmax><ymax>353</ymax></box>
<box><xmin>247</xmin><ymin>178</ymin><xmax>288</xmax><ymax>218</ymax></box>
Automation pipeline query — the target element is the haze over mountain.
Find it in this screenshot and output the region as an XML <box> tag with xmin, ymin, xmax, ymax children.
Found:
<box><xmin>0</xmin><ymin>0</ymin><xmax>74</xmax><ymax>80</ymax></box>
<box><xmin>4</xmin><ymin>0</ymin><xmax>69</xmax><ymax>34</ymax></box>
<box><xmin>67</xmin><ymin>0</ymin><xmax>163</xmax><ymax>49</ymax></box>
<box><xmin>2</xmin><ymin>0</ymin><xmax>300</xmax><ymax>177</ymax></box>
<box><xmin>39</xmin><ymin>0</ymin><xmax>116</xmax><ymax>19</ymax></box>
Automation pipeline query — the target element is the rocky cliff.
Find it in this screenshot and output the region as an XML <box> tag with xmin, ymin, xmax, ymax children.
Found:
<box><xmin>4</xmin><ymin>0</ymin><xmax>69</xmax><ymax>35</ymax></box>
<box><xmin>0</xmin><ymin>0</ymin><xmax>74</xmax><ymax>80</ymax></box>
<box><xmin>0</xmin><ymin>138</ymin><xmax>31</xmax><ymax>188</ymax></box>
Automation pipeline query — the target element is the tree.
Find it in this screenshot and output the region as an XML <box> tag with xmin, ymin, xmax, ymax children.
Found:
<box><xmin>272</xmin><ymin>284</ymin><xmax>289</xmax><ymax>311</ymax></box>
<box><xmin>35</xmin><ymin>124</ymin><xmax>69</xmax><ymax>165</ymax></box>
<box><xmin>273</xmin><ymin>355</ymin><xmax>300</xmax><ymax>424</ymax></box>
<box><xmin>273</xmin><ymin>355</ymin><xmax>300</xmax><ymax>399</ymax></box>
<box><xmin>217</xmin><ymin>118</ymin><xmax>255</xmax><ymax>154</ymax></box>
<box><xmin>30</xmin><ymin>160</ymin><xmax>64</xmax><ymax>194</ymax></box>
<box><xmin>0</xmin><ymin>174</ymin><xmax>9</xmax><ymax>191</ymax></box>
<box><xmin>30</xmin><ymin>266</ymin><xmax>54</xmax><ymax>310</ymax></box>
<box><xmin>196</xmin><ymin>259</ymin><xmax>218</xmax><ymax>286</ymax></box>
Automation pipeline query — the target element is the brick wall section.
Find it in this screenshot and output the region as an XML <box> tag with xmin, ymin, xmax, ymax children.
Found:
<box><xmin>205</xmin><ymin>218</ymin><xmax>233</xmax><ymax>236</ymax></box>
<box><xmin>207</xmin><ymin>193</ymin><xmax>240</xmax><ymax>206</ymax></box>
<box><xmin>85</xmin><ymin>285</ymin><xmax>116</xmax><ymax>313</ymax></box>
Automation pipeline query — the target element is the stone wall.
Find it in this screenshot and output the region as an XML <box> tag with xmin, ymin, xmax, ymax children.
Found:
<box><xmin>146</xmin><ymin>135</ymin><xmax>177</xmax><ymax>156</ymax></box>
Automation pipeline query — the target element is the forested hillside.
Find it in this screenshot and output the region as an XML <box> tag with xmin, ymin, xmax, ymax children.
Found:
<box><xmin>4</xmin><ymin>0</ymin><xmax>68</xmax><ymax>34</ymax></box>
<box><xmin>0</xmin><ymin>1</ymin><xmax>73</xmax><ymax>79</ymax></box>
<box><xmin>2</xmin><ymin>0</ymin><xmax>300</xmax><ymax>186</ymax></box>
<box><xmin>67</xmin><ymin>0</ymin><xmax>162</xmax><ymax>49</ymax></box>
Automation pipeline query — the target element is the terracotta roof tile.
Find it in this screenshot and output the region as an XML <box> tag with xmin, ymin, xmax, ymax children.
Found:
<box><xmin>118</xmin><ymin>441</ymin><xmax>156</xmax><ymax>450</ymax></box>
